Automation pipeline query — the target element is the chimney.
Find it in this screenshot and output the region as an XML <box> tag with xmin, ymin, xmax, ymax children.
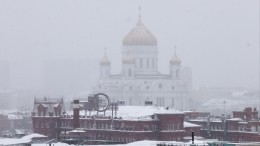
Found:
<box><xmin>190</xmin><ymin>131</ymin><xmax>196</xmax><ymax>146</ymax></box>
<box><xmin>73</xmin><ymin>100</ymin><xmax>80</xmax><ymax>129</ymax></box>
<box><xmin>192</xmin><ymin>131</ymin><xmax>194</xmax><ymax>144</ymax></box>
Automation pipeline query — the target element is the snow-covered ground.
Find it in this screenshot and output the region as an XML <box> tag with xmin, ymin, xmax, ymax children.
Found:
<box><xmin>0</xmin><ymin>133</ymin><xmax>46</xmax><ymax>145</ymax></box>
<box><xmin>31</xmin><ymin>140</ymin><xmax>208</xmax><ymax>146</ymax></box>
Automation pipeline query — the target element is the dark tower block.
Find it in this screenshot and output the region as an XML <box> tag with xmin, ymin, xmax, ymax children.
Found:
<box><xmin>73</xmin><ymin>100</ymin><xmax>80</xmax><ymax>129</ymax></box>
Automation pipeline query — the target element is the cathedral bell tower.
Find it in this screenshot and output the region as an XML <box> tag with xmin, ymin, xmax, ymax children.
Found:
<box><xmin>122</xmin><ymin>52</ymin><xmax>134</xmax><ymax>79</ymax></box>
<box><xmin>170</xmin><ymin>50</ymin><xmax>181</xmax><ymax>79</ymax></box>
<box><xmin>100</xmin><ymin>49</ymin><xmax>111</xmax><ymax>79</ymax></box>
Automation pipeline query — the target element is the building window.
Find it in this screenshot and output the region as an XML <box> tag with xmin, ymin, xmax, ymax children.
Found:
<box><xmin>158</xmin><ymin>84</ymin><xmax>163</xmax><ymax>89</ymax></box>
<box><xmin>55</xmin><ymin>122</ymin><xmax>58</xmax><ymax>128</ymax></box>
<box><xmin>156</xmin><ymin>97</ymin><xmax>164</xmax><ymax>107</ymax></box>
<box><xmin>176</xmin><ymin>69</ymin><xmax>179</xmax><ymax>78</ymax></box>
<box><xmin>41</xmin><ymin>121</ymin><xmax>44</xmax><ymax>128</ymax></box>
<box><xmin>46</xmin><ymin>122</ymin><xmax>49</xmax><ymax>128</ymax></box>
<box><xmin>35</xmin><ymin>121</ymin><xmax>39</xmax><ymax>128</ymax></box>
<box><xmin>144</xmin><ymin>125</ymin><xmax>149</xmax><ymax>131</ymax></box>
<box><xmin>147</xmin><ymin>58</ymin><xmax>149</xmax><ymax>67</ymax></box>
<box><xmin>140</xmin><ymin>58</ymin><xmax>143</xmax><ymax>68</ymax></box>
<box><xmin>128</xmin><ymin>69</ymin><xmax>132</xmax><ymax>77</ymax></box>
<box><xmin>155</xmin><ymin>58</ymin><xmax>157</xmax><ymax>68</ymax></box>
<box><xmin>152</xmin><ymin>125</ymin><xmax>157</xmax><ymax>131</ymax></box>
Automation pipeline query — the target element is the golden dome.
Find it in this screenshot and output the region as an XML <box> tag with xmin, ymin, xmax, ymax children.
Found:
<box><xmin>123</xmin><ymin>20</ymin><xmax>157</xmax><ymax>46</ymax></box>
<box><xmin>122</xmin><ymin>53</ymin><xmax>134</xmax><ymax>64</ymax></box>
<box><xmin>170</xmin><ymin>51</ymin><xmax>181</xmax><ymax>65</ymax></box>
<box><xmin>100</xmin><ymin>54</ymin><xmax>111</xmax><ymax>65</ymax></box>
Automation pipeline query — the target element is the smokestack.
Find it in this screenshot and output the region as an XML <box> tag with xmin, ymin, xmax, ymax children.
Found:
<box><xmin>73</xmin><ymin>100</ymin><xmax>80</xmax><ymax>129</ymax></box>
<box><xmin>192</xmin><ymin>131</ymin><xmax>194</xmax><ymax>144</ymax></box>
<box><xmin>190</xmin><ymin>131</ymin><xmax>196</xmax><ymax>146</ymax></box>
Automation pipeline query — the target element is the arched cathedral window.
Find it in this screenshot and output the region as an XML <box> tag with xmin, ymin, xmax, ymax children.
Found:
<box><xmin>123</xmin><ymin>69</ymin><xmax>125</xmax><ymax>77</ymax></box>
<box><xmin>152</xmin><ymin>58</ymin><xmax>155</xmax><ymax>68</ymax></box>
<box><xmin>128</xmin><ymin>69</ymin><xmax>132</xmax><ymax>77</ymax></box>
<box><xmin>176</xmin><ymin>69</ymin><xmax>179</xmax><ymax>78</ymax></box>
<box><xmin>158</xmin><ymin>84</ymin><xmax>163</xmax><ymax>89</ymax></box>
<box><xmin>146</xmin><ymin>58</ymin><xmax>149</xmax><ymax>67</ymax></box>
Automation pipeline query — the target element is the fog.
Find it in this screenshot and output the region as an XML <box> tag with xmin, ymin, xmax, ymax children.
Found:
<box><xmin>0</xmin><ymin>0</ymin><xmax>259</xmax><ymax>95</ymax></box>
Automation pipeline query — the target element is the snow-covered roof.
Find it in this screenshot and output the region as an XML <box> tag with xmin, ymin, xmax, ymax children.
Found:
<box><xmin>239</xmin><ymin>121</ymin><xmax>248</xmax><ymax>124</ymax></box>
<box><xmin>32</xmin><ymin>142</ymin><xmax>71</xmax><ymax>146</ymax></box>
<box><xmin>15</xmin><ymin>129</ymin><xmax>26</xmax><ymax>135</ymax></box>
<box><xmin>69</xmin><ymin>129</ymin><xmax>86</xmax><ymax>133</ymax></box>
<box><xmin>226</xmin><ymin>118</ymin><xmax>243</xmax><ymax>121</ymax></box>
<box><xmin>21</xmin><ymin>133</ymin><xmax>47</xmax><ymax>140</ymax></box>
<box><xmin>66</xmin><ymin>106</ymin><xmax>183</xmax><ymax>120</ymax></box>
<box><xmin>7</xmin><ymin>114</ymin><xmax>23</xmax><ymax>120</ymax></box>
<box><xmin>33</xmin><ymin>98</ymin><xmax>64</xmax><ymax>116</ymax></box>
<box><xmin>115</xmin><ymin>106</ymin><xmax>183</xmax><ymax>119</ymax></box>
<box><xmin>184</xmin><ymin>122</ymin><xmax>202</xmax><ymax>128</ymax></box>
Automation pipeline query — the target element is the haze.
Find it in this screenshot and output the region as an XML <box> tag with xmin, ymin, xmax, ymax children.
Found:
<box><xmin>0</xmin><ymin>0</ymin><xmax>259</xmax><ymax>95</ymax></box>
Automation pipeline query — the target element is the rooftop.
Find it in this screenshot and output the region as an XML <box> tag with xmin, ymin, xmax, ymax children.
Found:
<box><xmin>66</xmin><ymin>106</ymin><xmax>183</xmax><ymax>120</ymax></box>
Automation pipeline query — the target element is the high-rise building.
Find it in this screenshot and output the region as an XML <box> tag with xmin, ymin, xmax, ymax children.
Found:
<box><xmin>0</xmin><ymin>61</ymin><xmax>10</xmax><ymax>91</ymax></box>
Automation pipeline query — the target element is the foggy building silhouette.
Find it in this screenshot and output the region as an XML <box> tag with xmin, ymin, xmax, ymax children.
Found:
<box><xmin>0</xmin><ymin>61</ymin><xmax>10</xmax><ymax>91</ymax></box>
<box><xmin>44</xmin><ymin>59</ymin><xmax>97</xmax><ymax>95</ymax></box>
<box><xmin>92</xmin><ymin>14</ymin><xmax>192</xmax><ymax>111</ymax></box>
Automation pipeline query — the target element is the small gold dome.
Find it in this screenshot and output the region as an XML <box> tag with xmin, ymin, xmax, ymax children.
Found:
<box><xmin>123</xmin><ymin>20</ymin><xmax>157</xmax><ymax>46</ymax></box>
<box><xmin>170</xmin><ymin>51</ymin><xmax>181</xmax><ymax>65</ymax></box>
<box><xmin>100</xmin><ymin>54</ymin><xmax>111</xmax><ymax>65</ymax></box>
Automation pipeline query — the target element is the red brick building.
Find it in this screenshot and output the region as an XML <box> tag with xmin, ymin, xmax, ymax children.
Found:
<box><xmin>32</xmin><ymin>98</ymin><xmax>200</xmax><ymax>143</ymax></box>
<box><xmin>31</xmin><ymin>98</ymin><xmax>64</xmax><ymax>138</ymax></box>
<box><xmin>188</xmin><ymin>107</ymin><xmax>260</xmax><ymax>142</ymax></box>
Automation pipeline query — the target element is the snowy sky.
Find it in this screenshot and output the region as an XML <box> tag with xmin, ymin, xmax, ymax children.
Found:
<box><xmin>0</xmin><ymin>0</ymin><xmax>259</xmax><ymax>91</ymax></box>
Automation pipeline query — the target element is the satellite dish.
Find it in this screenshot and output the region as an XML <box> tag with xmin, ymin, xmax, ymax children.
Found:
<box><xmin>93</xmin><ymin>93</ymin><xmax>110</xmax><ymax>112</ymax></box>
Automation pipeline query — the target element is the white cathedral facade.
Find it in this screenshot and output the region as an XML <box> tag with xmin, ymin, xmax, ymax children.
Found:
<box><xmin>92</xmin><ymin>17</ymin><xmax>192</xmax><ymax>111</ymax></box>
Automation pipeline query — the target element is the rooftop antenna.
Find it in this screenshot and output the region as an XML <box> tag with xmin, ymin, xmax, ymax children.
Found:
<box><xmin>104</xmin><ymin>47</ymin><xmax>107</xmax><ymax>56</ymax></box>
<box><xmin>138</xmin><ymin>6</ymin><xmax>142</xmax><ymax>23</ymax></box>
<box><xmin>223</xmin><ymin>100</ymin><xmax>226</xmax><ymax>115</ymax></box>
<box><xmin>174</xmin><ymin>45</ymin><xmax>177</xmax><ymax>56</ymax></box>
